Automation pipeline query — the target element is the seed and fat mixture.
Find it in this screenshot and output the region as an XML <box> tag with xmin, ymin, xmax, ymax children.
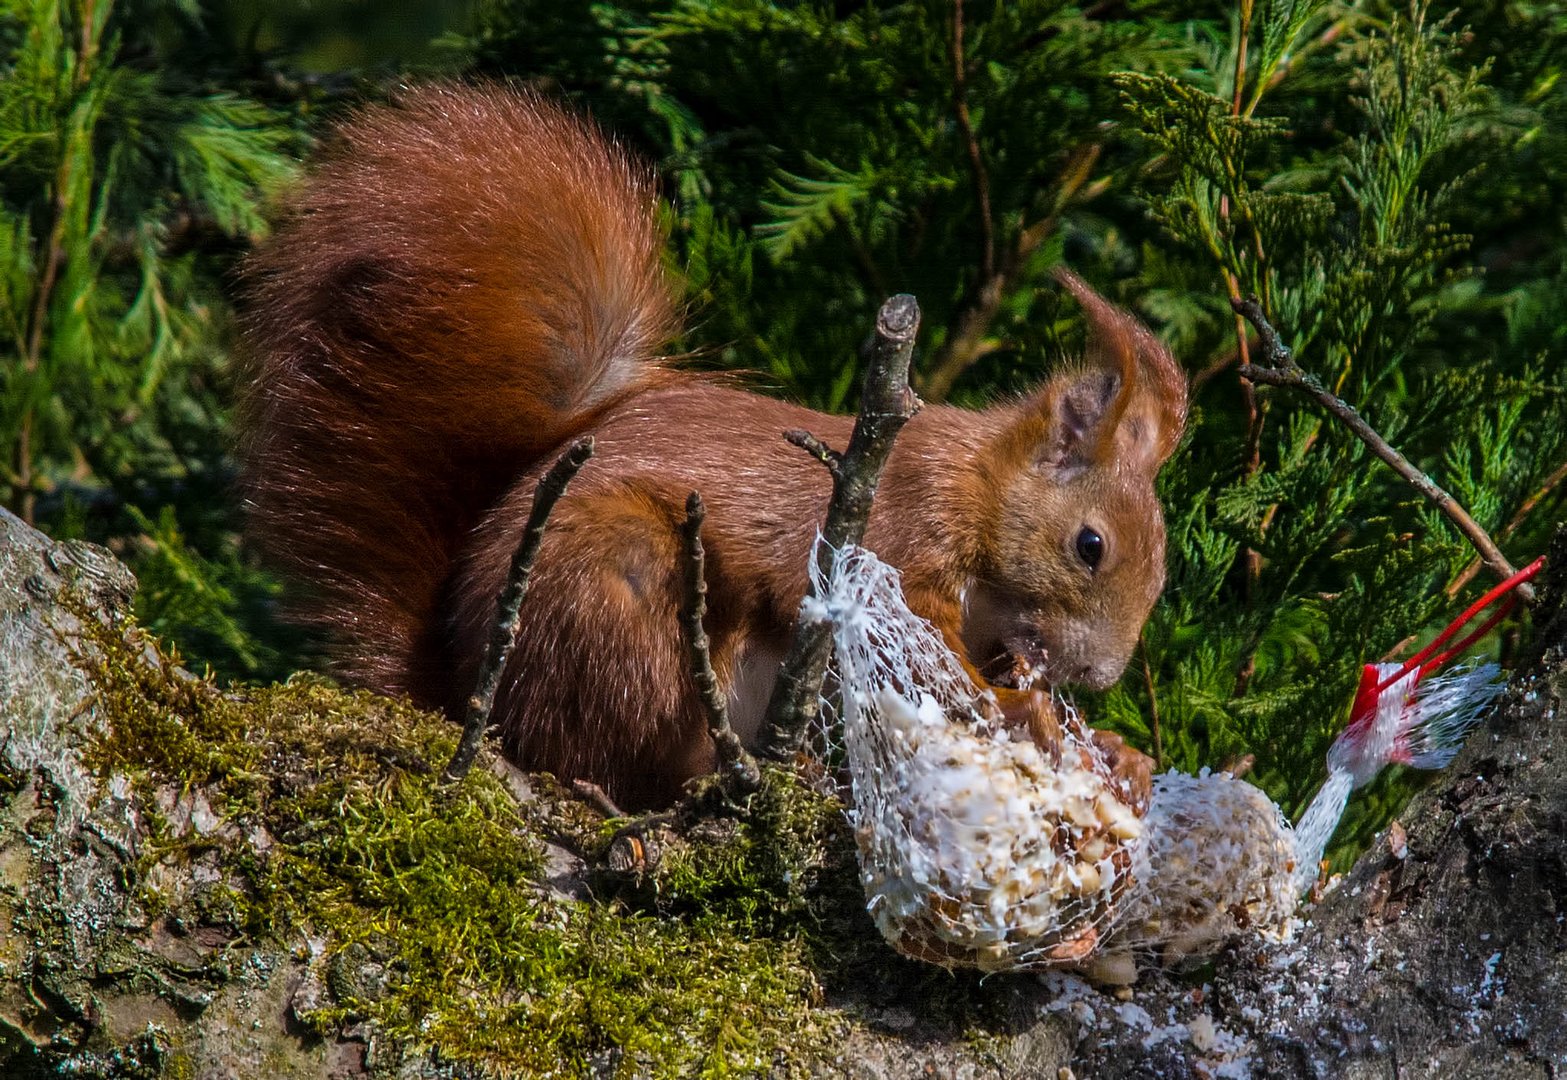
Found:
<box><xmin>815</xmin><ymin>543</ymin><xmax>1502</xmax><ymax>975</ymax></box>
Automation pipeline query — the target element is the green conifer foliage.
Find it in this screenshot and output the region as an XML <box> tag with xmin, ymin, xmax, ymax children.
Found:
<box><xmin>458</xmin><ymin>0</ymin><xmax>1567</xmax><ymax>863</ymax></box>
<box><xmin>0</xmin><ymin>0</ymin><xmax>298</xmax><ymax>676</ymax></box>
<box><xmin>463</xmin><ymin>0</ymin><xmax>1196</xmax><ymax>407</ymax></box>
<box><xmin>6</xmin><ymin>0</ymin><xmax>1562</xmax><ymax>865</ymax></box>
<box><xmin>1107</xmin><ymin>5</ymin><xmax>1566</xmax><ymax>856</ymax></box>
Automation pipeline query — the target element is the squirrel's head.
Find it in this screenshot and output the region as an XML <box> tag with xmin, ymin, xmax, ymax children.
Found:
<box><xmin>962</xmin><ymin>270</ymin><xmax>1188</xmax><ymax>692</ymax></box>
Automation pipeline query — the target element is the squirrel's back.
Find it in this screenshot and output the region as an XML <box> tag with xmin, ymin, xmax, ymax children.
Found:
<box><xmin>239</xmin><ymin>82</ymin><xmax>679</xmax><ymax>699</ymax></box>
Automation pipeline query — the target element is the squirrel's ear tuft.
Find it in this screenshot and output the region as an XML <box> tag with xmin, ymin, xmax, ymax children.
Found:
<box><xmin>1028</xmin><ymin>270</ymin><xmax>1188</xmax><ymax>475</ymax></box>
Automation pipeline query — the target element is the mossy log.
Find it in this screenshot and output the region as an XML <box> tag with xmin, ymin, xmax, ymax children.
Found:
<box><xmin>3</xmin><ymin>505</ymin><xmax>1566</xmax><ymax>1078</ymax></box>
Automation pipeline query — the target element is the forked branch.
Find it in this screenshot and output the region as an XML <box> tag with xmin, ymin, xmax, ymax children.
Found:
<box><xmin>1230</xmin><ymin>296</ymin><xmax>1532</xmax><ymax>604</ymax></box>
<box><xmin>762</xmin><ymin>294</ymin><xmax>923</xmax><ymax>760</ymax></box>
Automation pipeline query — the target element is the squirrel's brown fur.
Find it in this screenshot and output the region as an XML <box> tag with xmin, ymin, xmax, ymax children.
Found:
<box><xmin>240</xmin><ymin>82</ymin><xmax>1187</xmax><ymax>809</ymax></box>
<box><xmin>240</xmin><ymin>83</ymin><xmax>679</xmax><ymax>704</ymax></box>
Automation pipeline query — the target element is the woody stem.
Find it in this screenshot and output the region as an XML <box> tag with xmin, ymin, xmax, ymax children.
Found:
<box><xmin>762</xmin><ymin>294</ymin><xmax>923</xmax><ymax>760</ymax></box>
<box><xmin>442</xmin><ymin>437</ymin><xmax>596</xmax><ymax>783</ymax></box>
<box><xmin>1231</xmin><ymin>296</ymin><xmax>1530</xmax><ymax>604</ymax></box>
<box><xmin>680</xmin><ymin>491</ymin><xmax>761</xmax><ymax>799</ymax></box>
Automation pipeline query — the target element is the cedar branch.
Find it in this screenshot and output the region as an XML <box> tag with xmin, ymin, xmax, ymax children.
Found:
<box><xmin>1446</xmin><ymin>456</ymin><xmax>1567</xmax><ymax>599</ymax></box>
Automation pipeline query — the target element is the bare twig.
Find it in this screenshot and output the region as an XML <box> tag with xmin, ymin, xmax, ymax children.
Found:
<box><xmin>573</xmin><ymin>779</ymin><xmax>627</xmax><ymax>819</ymax></box>
<box><xmin>1138</xmin><ymin>635</ymin><xmax>1163</xmax><ymax>771</ymax></box>
<box><xmin>442</xmin><ymin>437</ymin><xmax>596</xmax><ymax>783</ymax></box>
<box><xmin>783</xmin><ymin>430</ymin><xmax>842</xmax><ymax>475</ymax></box>
<box><xmin>951</xmin><ymin>0</ymin><xmax>995</xmax><ymax>283</ymax></box>
<box><xmin>1446</xmin><ymin>456</ymin><xmax>1567</xmax><ymax>599</ymax></box>
<box><xmin>680</xmin><ymin>491</ymin><xmax>761</xmax><ymax>799</ymax></box>
<box><xmin>1230</xmin><ymin>296</ymin><xmax>1532</xmax><ymax>604</ymax></box>
<box><xmin>762</xmin><ymin>294</ymin><xmax>923</xmax><ymax>760</ymax></box>
<box><xmin>919</xmin><ymin>143</ymin><xmax>1103</xmax><ymax>403</ymax></box>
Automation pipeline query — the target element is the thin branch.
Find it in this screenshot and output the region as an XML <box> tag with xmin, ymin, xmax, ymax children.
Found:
<box><xmin>15</xmin><ymin>420</ymin><xmax>34</xmax><ymax>526</ymax></box>
<box><xmin>1229</xmin><ymin>278</ymin><xmax>1265</xmax><ymax>696</ymax></box>
<box><xmin>17</xmin><ymin>14</ymin><xmax>102</xmax><ymax>525</ymax></box>
<box><xmin>762</xmin><ymin>294</ymin><xmax>923</xmax><ymax>760</ymax></box>
<box><xmin>442</xmin><ymin>437</ymin><xmax>596</xmax><ymax>783</ymax></box>
<box><xmin>951</xmin><ymin>0</ymin><xmax>995</xmax><ymax>283</ymax></box>
<box><xmin>1231</xmin><ymin>0</ymin><xmax>1254</xmax><ymax>116</ymax></box>
<box><xmin>1138</xmin><ymin>635</ymin><xmax>1163</xmax><ymax>771</ymax></box>
<box><xmin>680</xmin><ymin>491</ymin><xmax>761</xmax><ymax>799</ymax></box>
<box><xmin>783</xmin><ymin>430</ymin><xmax>842</xmax><ymax>476</ymax></box>
<box><xmin>25</xmin><ymin>117</ymin><xmax>75</xmax><ymax>373</ymax></box>
<box><xmin>17</xmin><ymin>145</ymin><xmax>77</xmax><ymax>526</ymax></box>
<box><xmin>919</xmin><ymin>143</ymin><xmax>1103</xmax><ymax>403</ymax></box>
<box><xmin>1230</xmin><ymin>296</ymin><xmax>1532</xmax><ymax>604</ymax></box>
<box><xmin>1220</xmin><ymin>2</ymin><xmax>1271</xmax><ymax>688</ymax></box>
<box><xmin>1232</xmin><ymin>295</ymin><xmax>1290</xmax><ymax>368</ymax></box>
<box><xmin>573</xmin><ymin>779</ymin><xmax>626</xmax><ymax>819</ymax></box>
<box><xmin>1446</xmin><ymin>456</ymin><xmax>1567</xmax><ymax>599</ymax></box>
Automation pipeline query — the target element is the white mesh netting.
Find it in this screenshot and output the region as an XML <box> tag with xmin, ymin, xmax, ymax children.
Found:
<box><xmin>808</xmin><ymin>544</ymin><xmax>1140</xmax><ymax>971</ymax></box>
<box><xmin>808</xmin><ymin>542</ymin><xmax>1501</xmax><ymax>977</ymax></box>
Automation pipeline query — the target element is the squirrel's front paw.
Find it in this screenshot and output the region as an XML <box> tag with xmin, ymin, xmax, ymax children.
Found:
<box><xmin>994</xmin><ymin>687</ymin><xmax>1062</xmax><ymax>760</ymax></box>
<box><xmin>1089</xmin><ymin>729</ymin><xmax>1153</xmax><ymax>815</ymax></box>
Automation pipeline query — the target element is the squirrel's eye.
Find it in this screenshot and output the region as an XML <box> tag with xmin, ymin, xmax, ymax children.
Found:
<box><xmin>1075</xmin><ymin>527</ymin><xmax>1104</xmax><ymax>571</ymax></box>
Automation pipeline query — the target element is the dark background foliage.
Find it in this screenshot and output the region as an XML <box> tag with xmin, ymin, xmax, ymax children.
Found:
<box><xmin>3</xmin><ymin>0</ymin><xmax>1563</xmax><ymax>865</ymax></box>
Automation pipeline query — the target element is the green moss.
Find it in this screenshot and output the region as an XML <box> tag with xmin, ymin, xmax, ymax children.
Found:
<box><xmin>646</xmin><ymin>766</ymin><xmax>847</xmax><ymax>930</ymax></box>
<box><xmin>79</xmin><ymin>620</ymin><xmax>846</xmax><ymax>1077</ymax></box>
<box><xmin>611</xmin><ymin>769</ymin><xmax>1034</xmax><ymax>1036</ymax></box>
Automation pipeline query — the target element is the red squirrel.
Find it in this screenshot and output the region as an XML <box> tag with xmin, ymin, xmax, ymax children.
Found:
<box><xmin>239</xmin><ymin>82</ymin><xmax>1188</xmax><ymax>810</ymax></box>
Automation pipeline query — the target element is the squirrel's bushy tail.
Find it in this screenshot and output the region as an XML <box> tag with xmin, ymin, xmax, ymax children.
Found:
<box><xmin>239</xmin><ymin>81</ymin><xmax>678</xmax><ymax>700</ymax></box>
